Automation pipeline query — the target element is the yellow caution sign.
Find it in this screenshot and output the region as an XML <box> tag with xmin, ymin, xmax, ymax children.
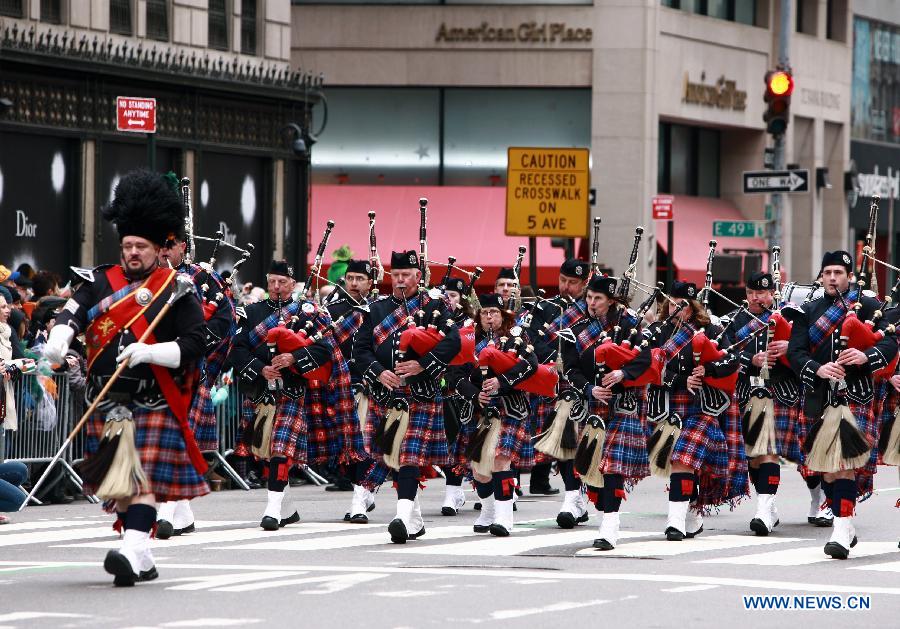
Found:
<box><xmin>505</xmin><ymin>147</ymin><xmax>590</xmax><ymax>238</ymax></box>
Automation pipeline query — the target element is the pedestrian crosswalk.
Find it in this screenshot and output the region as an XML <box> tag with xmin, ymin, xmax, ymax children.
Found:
<box><xmin>3</xmin><ymin>516</ymin><xmax>899</xmax><ymax>570</ymax></box>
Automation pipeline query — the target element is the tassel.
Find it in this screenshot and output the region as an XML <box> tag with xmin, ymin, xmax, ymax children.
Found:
<box><xmin>354</xmin><ymin>391</ymin><xmax>369</xmax><ymax>436</ymax></box>
<box><xmin>561</xmin><ymin>417</ymin><xmax>578</xmax><ymax>450</ymax></box>
<box><xmin>382</xmin><ymin>402</ymin><xmax>410</xmax><ymax>471</ymax></box>
<box><xmin>882</xmin><ymin>407</ymin><xmax>900</xmax><ymax>466</ymax></box>
<box><xmin>534</xmin><ymin>393</ymin><xmax>578</xmax><ymax>461</ymax></box>
<box><xmin>648</xmin><ymin>417</ymin><xmax>681</xmax><ymax>478</ymax></box>
<box><xmin>804</xmin><ymin>404</ymin><xmax>872</xmax><ymax>473</ymax></box>
<box><xmin>743</xmin><ymin>397</ymin><xmax>775</xmax><ymax>458</ymax></box>
<box><xmin>802</xmin><ymin>417</ymin><xmax>823</xmax><ymax>455</ymax></box>
<box><xmin>96</xmin><ymin>417</ymin><xmax>148</xmax><ymax>500</ymax></box>
<box><xmin>77</xmin><ymin>423</ymin><xmax>121</xmax><ymax>487</ymax></box>
<box><xmin>574</xmin><ymin>416</ymin><xmax>605</xmax><ymax>488</ymax></box>
<box><xmin>466</xmin><ymin>423</ymin><xmax>490</xmax><ymax>462</ymax></box>
<box><xmin>250</xmin><ymin>402</ymin><xmax>277</xmax><ymax>460</ymax></box>
<box><xmin>469</xmin><ymin>416</ymin><xmax>502</xmax><ymax>479</ymax></box>
<box><xmin>740</xmin><ymin>406</ymin><xmax>753</xmax><ymax>442</ymax></box>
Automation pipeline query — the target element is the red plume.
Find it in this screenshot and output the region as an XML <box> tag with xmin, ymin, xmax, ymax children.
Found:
<box><xmin>690</xmin><ymin>332</ymin><xmax>738</xmax><ymax>393</ymax></box>
<box><xmin>770</xmin><ymin>312</ymin><xmax>793</xmax><ymax>367</ymax></box>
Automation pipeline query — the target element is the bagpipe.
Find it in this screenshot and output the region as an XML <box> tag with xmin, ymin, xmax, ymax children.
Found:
<box><xmin>397</xmin><ymin>308</ymin><xmax>476</xmax><ymax>366</ymax></box>
<box><xmin>477</xmin><ymin>334</ymin><xmax>558</xmax><ymax>398</ymax></box>
<box><xmin>265</xmin><ymin>319</ymin><xmax>334</xmax><ymax>382</ymax></box>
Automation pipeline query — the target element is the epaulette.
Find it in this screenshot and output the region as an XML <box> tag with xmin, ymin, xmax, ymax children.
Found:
<box><xmin>235</xmin><ymin>305</ymin><xmax>247</xmax><ymax>320</ymax></box>
<box><xmin>71</xmin><ymin>264</ymin><xmax>114</xmax><ymax>283</ymax></box>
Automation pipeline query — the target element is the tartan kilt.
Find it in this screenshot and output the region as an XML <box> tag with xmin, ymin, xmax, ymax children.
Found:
<box><xmin>83</xmin><ymin>405</ymin><xmax>209</xmax><ymax>502</ymax></box>
<box><xmin>666</xmin><ymin>390</ymin><xmax>732</xmax><ymax>511</ymax></box>
<box><xmin>599</xmin><ymin>395</ymin><xmax>649</xmax><ymax>485</ymax></box>
<box><xmin>454</xmin><ymin>402</ymin><xmax>534</xmax><ymax>474</ymax></box>
<box><xmin>876</xmin><ymin>380</ymin><xmax>896</xmax><ymax>467</ymax></box>
<box><xmin>188</xmin><ymin>381</ymin><xmax>219</xmax><ymax>452</ymax></box>
<box><xmin>720</xmin><ymin>398</ymin><xmax>750</xmax><ymax>504</ymax></box>
<box><xmin>367</xmin><ymin>393</ymin><xmax>449</xmax><ymax>468</ymax></box>
<box><xmin>303</xmin><ymin>379</ymin><xmax>368</xmax><ymax>466</ymax></box>
<box><xmin>234</xmin><ymin>394</ymin><xmax>305</xmax><ymax>463</ymax></box>
<box><xmin>529</xmin><ymin>394</ymin><xmax>557</xmax><ymax>465</ymax></box>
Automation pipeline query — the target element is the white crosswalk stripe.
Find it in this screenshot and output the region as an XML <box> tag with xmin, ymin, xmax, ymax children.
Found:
<box><xmin>700</xmin><ymin>541</ymin><xmax>900</xmax><ymax>566</ymax></box>
<box><xmin>211</xmin><ymin>524</ymin><xmax>479</xmax><ymax>551</ymax></box>
<box><xmin>576</xmin><ymin>533</ymin><xmax>811</xmax><ymax>558</ymax></box>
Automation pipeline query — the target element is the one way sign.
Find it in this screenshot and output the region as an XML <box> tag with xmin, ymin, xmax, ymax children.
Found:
<box><xmin>743</xmin><ymin>169</ymin><xmax>809</xmax><ymax>194</ymax></box>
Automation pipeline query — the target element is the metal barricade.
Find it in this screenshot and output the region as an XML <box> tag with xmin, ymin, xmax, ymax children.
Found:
<box><xmin>209</xmin><ymin>380</ymin><xmax>250</xmax><ymax>490</ymax></box>
<box><xmin>2</xmin><ymin>373</ymin><xmax>92</xmax><ymax>502</ymax></box>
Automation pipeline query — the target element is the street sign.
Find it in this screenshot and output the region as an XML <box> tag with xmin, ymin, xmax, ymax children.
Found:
<box><xmin>652</xmin><ymin>195</ymin><xmax>674</xmax><ymax>220</ymax></box>
<box><xmin>742</xmin><ymin>168</ymin><xmax>809</xmax><ymax>194</ymax></box>
<box><xmin>712</xmin><ymin>220</ymin><xmax>767</xmax><ymax>238</ymax></box>
<box><xmin>763</xmin><ymin>148</ymin><xmax>774</xmax><ymax>169</ymax></box>
<box><xmin>116</xmin><ymin>96</ymin><xmax>157</xmax><ymax>133</ymax></box>
<box><xmin>506</xmin><ymin>147</ymin><xmax>590</xmax><ymax>237</ymax></box>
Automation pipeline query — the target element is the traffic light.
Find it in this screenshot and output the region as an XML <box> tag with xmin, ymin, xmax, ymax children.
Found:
<box><xmin>763</xmin><ymin>70</ymin><xmax>793</xmax><ymax>136</ymax></box>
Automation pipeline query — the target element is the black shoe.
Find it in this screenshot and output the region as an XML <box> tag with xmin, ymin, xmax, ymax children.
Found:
<box><xmin>809</xmin><ymin>516</ymin><xmax>834</xmax><ymax>528</ymax></box>
<box><xmin>155</xmin><ymin>520</ymin><xmax>174</xmax><ymax>540</ymax></box>
<box><xmin>441</xmin><ymin>506</ymin><xmax>459</xmax><ymax>516</ymax></box>
<box><xmin>515</xmin><ymin>487</ymin><xmax>523</xmax><ymax>497</ymax></box>
<box><xmin>685</xmin><ymin>525</ymin><xmax>703</xmax><ymax>539</ymax></box>
<box><xmin>260</xmin><ymin>516</ymin><xmax>279</xmax><ymax>531</ymax></box>
<box><xmin>388</xmin><ymin>518</ymin><xmax>408</xmax><ymax>544</ymax></box>
<box><xmin>473</xmin><ymin>523</ymin><xmax>491</xmax><ymax>533</ymax></box>
<box><xmin>529</xmin><ymin>485</ymin><xmax>560</xmax><ymax>496</ymax></box>
<box><xmin>348</xmin><ymin>513</ymin><xmax>369</xmax><ymax>524</ymax></box>
<box><xmin>474</xmin><ymin>502</ymin><xmax>482</xmax><ymax>511</ymax></box>
<box><xmin>279</xmin><ymin>511</ymin><xmax>300</xmax><ymax>527</ymax></box>
<box><xmin>174</xmin><ymin>522</ymin><xmax>195</xmax><ymax>536</ymax></box>
<box><xmin>489</xmin><ymin>523</ymin><xmax>511</xmax><ymax>537</ymax></box>
<box><xmin>665</xmin><ymin>526</ymin><xmax>685</xmax><ymax>541</ymax></box>
<box><xmin>557</xmin><ymin>512</ymin><xmax>577</xmax><ymax>529</ymax></box>
<box><xmin>409</xmin><ymin>526</ymin><xmax>426</xmax><ymax>540</ymax></box>
<box><xmin>325</xmin><ymin>479</ymin><xmax>353</xmax><ymax>492</ymax></box>
<box><xmin>593</xmin><ymin>538</ymin><xmax>614</xmax><ymax>551</ymax></box>
<box><xmin>824</xmin><ymin>535</ymin><xmax>858</xmax><ymax>560</ymax></box>
<box><xmin>104</xmin><ymin>550</ymin><xmax>137</xmax><ymax>587</ymax></box>
<box><xmin>138</xmin><ymin>566</ymin><xmax>159</xmax><ymax>582</ymax></box>
<box><xmin>246</xmin><ymin>471</ymin><xmax>263</xmax><ymax>489</ymax></box>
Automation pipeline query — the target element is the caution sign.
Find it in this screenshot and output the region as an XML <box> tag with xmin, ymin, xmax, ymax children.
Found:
<box><xmin>505</xmin><ymin>147</ymin><xmax>590</xmax><ymax>238</ymax></box>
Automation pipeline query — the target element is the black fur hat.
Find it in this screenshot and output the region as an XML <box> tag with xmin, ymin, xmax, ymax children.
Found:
<box><xmin>102</xmin><ymin>170</ymin><xmax>185</xmax><ymax>246</ymax></box>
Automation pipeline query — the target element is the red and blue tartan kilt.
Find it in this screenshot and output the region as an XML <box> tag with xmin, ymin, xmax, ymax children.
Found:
<box><xmin>720</xmin><ymin>398</ymin><xmax>750</xmax><ymax>504</ymax></box>
<box><xmin>188</xmin><ymin>381</ymin><xmax>219</xmax><ymax>452</ymax></box>
<box><xmin>876</xmin><ymin>380</ymin><xmax>896</xmax><ymax>466</ymax></box>
<box><xmin>367</xmin><ymin>393</ymin><xmax>449</xmax><ymax>468</ymax></box>
<box><xmin>83</xmin><ymin>406</ymin><xmax>209</xmax><ymax>502</ymax></box>
<box><xmin>303</xmin><ymin>380</ymin><xmax>368</xmax><ymax>466</ymax></box>
<box><xmin>599</xmin><ymin>398</ymin><xmax>649</xmax><ymax>485</ymax></box>
<box><xmin>529</xmin><ymin>394</ymin><xmax>557</xmax><ymax>465</ymax></box>
<box><xmin>234</xmin><ymin>394</ymin><xmax>305</xmax><ymax>463</ymax></box>
<box><xmin>770</xmin><ymin>399</ymin><xmax>802</xmax><ymax>464</ymax></box>
<box><xmin>454</xmin><ymin>404</ymin><xmax>534</xmax><ymax>474</ymax></box>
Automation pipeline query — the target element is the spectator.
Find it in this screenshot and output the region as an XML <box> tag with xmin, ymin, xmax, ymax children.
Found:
<box><xmin>27</xmin><ymin>296</ymin><xmax>66</xmax><ymax>348</ymax></box>
<box><xmin>0</xmin><ymin>458</ymin><xmax>28</xmax><ymax>523</ymax></box>
<box><xmin>1</xmin><ymin>291</ymin><xmax>25</xmax><ymax>511</ymax></box>
<box><xmin>31</xmin><ymin>271</ymin><xmax>61</xmax><ymax>301</ymax></box>
<box><xmin>14</xmin><ymin>263</ymin><xmax>35</xmax><ymax>281</ymax></box>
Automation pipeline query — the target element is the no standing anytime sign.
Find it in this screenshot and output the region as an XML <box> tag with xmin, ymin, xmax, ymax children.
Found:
<box><xmin>505</xmin><ymin>147</ymin><xmax>590</xmax><ymax>238</ymax></box>
<box><xmin>116</xmin><ymin>96</ymin><xmax>157</xmax><ymax>133</ymax></box>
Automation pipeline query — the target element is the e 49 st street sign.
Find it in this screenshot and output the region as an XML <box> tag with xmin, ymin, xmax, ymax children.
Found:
<box><xmin>506</xmin><ymin>147</ymin><xmax>590</xmax><ymax>238</ymax></box>
<box><xmin>743</xmin><ymin>169</ymin><xmax>809</xmax><ymax>194</ymax></box>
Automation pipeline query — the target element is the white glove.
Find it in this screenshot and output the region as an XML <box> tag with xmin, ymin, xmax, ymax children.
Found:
<box><xmin>42</xmin><ymin>324</ymin><xmax>74</xmax><ymax>365</ymax></box>
<box><xmin>116</xmin><ymin>341</ymin><xmax>182</xmax><ymax>368</ymax></box>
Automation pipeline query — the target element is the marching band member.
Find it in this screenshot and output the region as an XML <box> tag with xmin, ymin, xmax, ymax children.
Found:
<box><xmin>353</xmin><ymin>251</ymin><xmax>461</xmax><ymax>543</ymax></box>
<box><xmin>561</xmin><ymin>275</ymin><xmax>649</xmax><ymax>549</ymax></box>
<box><xmin>44</xmin><ymin>169</ymin><xmax>209</xmax><ymax>586</ymax></box>
<box><xmin>646</xmin><ymin>280</ymin><xmax>743</xmax><ymax>541</ymax></box>
<box><xmin>154</xmin><ymin>226</ymin><xmax>236</xmax><ymax>539</ymax></box>
<box><xmin>447</xmin><ymin>293</ymin><xmax>537</xmax><ymax>536</ymax></box>
<box><xmin>525</xmin><ymin>259</ymin><xmax>590</xmax><ymax>497</ymax></box>
<box><xmin>787</xmin><ymin>251</ymin><xmax>897</xmax><ymax>559</ymax></box>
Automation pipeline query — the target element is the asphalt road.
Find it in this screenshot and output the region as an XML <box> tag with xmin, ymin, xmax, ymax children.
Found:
<box><xmin>2</xmin><ymin>465</ymin><xmax>899</xmax><ymax>629</ymax></box>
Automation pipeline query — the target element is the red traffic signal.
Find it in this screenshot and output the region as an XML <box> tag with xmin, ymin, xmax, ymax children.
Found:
<box><xmin>763</xmin><ymin>70</ymin><xmax>793</xmax><ymax>136</ymax></box>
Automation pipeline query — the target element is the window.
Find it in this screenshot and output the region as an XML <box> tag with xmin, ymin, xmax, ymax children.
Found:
<box><xmin>146</xmin><ymin>0</ymin><xmax>169</xmax><ymax>41</ymax></box>
<box><xmin>796</xmin><ymin>0</ymin><xmax>817</xmax><ymax>36</ymax></box>
<box><xmin>657</xmin><ymin>122</ymin><xmax>720</xmax><ymax>197</ymax></box>
<box><xmin>0</xmin><ymin>0</ymin><xmax>23</xmax><ymax>18</ymax></box>
<box><xmin>40</xmin><ymin>0</ymin><xmax>62</xmax><ymax>23</ymax></box>
<box><xmin>660</xmin><ymin>0</ymin><xmax>758</xmax><ymax>26</ymax></box>
<box><xmin>209</xmin><ymin>0</ymin><xmax>229</xmax><ymax>51</ymax></box>
<box><xmin>110</xmin><ymin>0</ymin><xmax>133</xmax><ymax>36</ymax></box>
<box><xmin>241</xmin><ymin>0</ymin><xmax>257</xmax><ymax>55</ymax></box>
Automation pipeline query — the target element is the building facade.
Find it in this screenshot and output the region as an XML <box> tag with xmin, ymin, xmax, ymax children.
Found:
<box><xmin>1</xmin><ymin>0</ymin><xmax>319</xmax><ymax>284</ymax></box>
<box><xmin>293</xmin><ymin>0</ymin><xmax>853</xmax><ymax>291</ymax></box>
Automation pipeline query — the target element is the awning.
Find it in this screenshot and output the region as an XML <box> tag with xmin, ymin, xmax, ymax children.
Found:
<box><xmin>655</xmin><ymin>195</ymin><xmax>767</xmax><ymax>286</ymax></box>
<box><xmin>310</xmin><ymin>184</ymin><xmax>570</xmax><ymax>288</ymax></box>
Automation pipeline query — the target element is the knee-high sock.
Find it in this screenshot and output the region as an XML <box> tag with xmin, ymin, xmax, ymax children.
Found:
<box><xmin>754</xmin><ymin>462</ymin><xmax>780</xmax><ymax>495</ymax></box>
<box><xmin>602</xmin><ymin>474</ymin><xmax>625</xmax><ymax>513</ymax></box>
<box><xmin>559</xmin><ymin>460</ymin><xmax>581</xmax><ymax>492</ymax></box>
<box><xmin>492</xmin><ymin>470</ymin><xmax>517</xmax><ymax>501</ymax></box>
<box><xmin>805</xmin><ymin>474</ymin><xmax>822</xmax><ymax>490</ymax></box>
<box><xmin>530</xmin><ymin>462</ymin><xmax>551</xmax><ymax>487</ymax></box>
<box><xmin>444</xmin><ymin>468</ymin><xmax>463</xmax><ymax>487</ymax></box>
<box><xmin>822</xmin><ymin>479</ymin><xmax>834</xmax><ymax>505</ymax></box>
<box><xmin>748</xmin><ymin>465</ymin><xmax>760</xmax><ymax>488</ymax></box>
<box><xmin>396</xmin><ymin>465</ymin><xmax>418</xmax><ymax>500</ymax></box>
<box><xmin>831</xmin><ymin>478</ymin><xmax>857</xmax><ymax>518</ymax></box>
<box><xmin>475</xmin><ymin>480</ymin><xmax>494</xmax><ymax>500</ymax></box>
<box><xmin>669</xmin><ymin>472</ymin><xmax>695</xmax><ymax>502</ymax></box>
<box><xmin>267</xmin><ymin>457</ymin><xmax>289</xmax><ymax>492</ymax></box>
<box><xmin>353</xmin><ymin>459</ymin><xmax>373</xmax><ymax>484</ymax></box>
<box><xmin>126</xmin><ymin>504</ymin><xmax>156</xmax><ymax>533</ymax></box>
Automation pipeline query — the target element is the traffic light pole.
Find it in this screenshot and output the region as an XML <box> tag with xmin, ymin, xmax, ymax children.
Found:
<box><xmin>769</xmin><ymin>0</ymin><xmax>791</xmax><ymax>253</ymax></box>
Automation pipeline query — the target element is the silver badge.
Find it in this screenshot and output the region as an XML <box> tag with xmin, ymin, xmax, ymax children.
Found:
<box><xmin>575</xmin><ymin>266</ymin><xmax>583</xmax><ymax>276</ymax></box>
<box><xmin>687</xmin><ymin>287</ymin><xmax>695</xmax><ymax>297</ymax></box>
<box><xmin>428</xmin><ymin>287</ymin><xmax>442</xmax><ymax>299</ymax></box>
<box><xmin>409</xmin><ymin>253</ymin><xmax>417</xmax><ymax>265</ymax></box>
<box><xmin>510</xmin><ymin>325</ymin><xmax>522</xmax><ymax>338</ymax></box>
<box><xmin>135</xmin><ymin>287</ymin><xmax>153</xmax><ymax>306</ymax></box>
<box><xmin>302</xmin><ymin>302</ymin><xmax>315</xmax><ymax>314</ymax></box>
<box><xmin>842</xmin><ymin>254</ymin><xmax>851</xmax><ymax>265</ymax></box>
<box><xmin>364</xmin><ymin>263</ymin><xmax>371</xmax><ymax>274</ymax></box>
<box><xmin>761</xmin><ymin>278</ymin><xmax>770</xmax><ymax>288</ymax></box>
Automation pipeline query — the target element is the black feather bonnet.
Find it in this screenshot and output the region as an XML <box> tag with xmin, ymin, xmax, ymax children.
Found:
<box><xmin>102</xmin><ymin>169</ymin><xmax>186</xmax><ymax>246</ymax></box>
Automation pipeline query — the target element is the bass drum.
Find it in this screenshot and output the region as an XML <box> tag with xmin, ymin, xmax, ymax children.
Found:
<box><xmin>781</xmin><ymin>283</ymin><xmax>823</xmax><ymax>306</ymax></box>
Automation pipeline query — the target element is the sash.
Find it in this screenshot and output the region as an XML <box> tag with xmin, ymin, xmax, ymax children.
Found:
<box><xmin>660</xmin><ymin>323</ymin><xmax>696</xmax><ymax>362</ymax></box>
<box><xmin>809</xmin><ymin>290</ymin><xmax>859</xmax><ymax>353</ymax></box>
<box><xmin>103</xmin><ymin>266</ymin><xmax>207</xmax><ymax>475</ymax></box>
<box><xmin>373</xmin><ymin>293</ymin><xmax>424</xmax><ymax>347</ymax></box>
<box><xmin>85</xmin><ymin>267</ymin><xmax>176</xmax><ymax>371</ymax></box>
<box><xmin>733</xmin><ymin>309</ymin><xmax>771</xmax><ymax>343</ymax></box>
<box><xmin>575</xmin><ymin>315</ymin><xmax>608</xmax><ymax>356</ymax></box>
